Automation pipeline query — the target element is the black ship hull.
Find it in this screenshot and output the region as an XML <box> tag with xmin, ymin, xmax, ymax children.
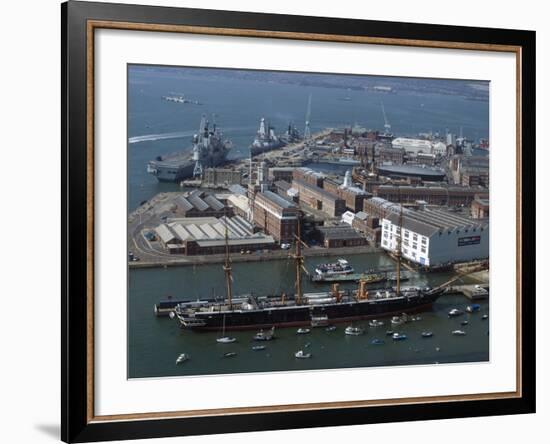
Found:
<box><xmin>178</xmin><ymin>290</ymin><xmax>443</xmax><ymax>331</ymax></box>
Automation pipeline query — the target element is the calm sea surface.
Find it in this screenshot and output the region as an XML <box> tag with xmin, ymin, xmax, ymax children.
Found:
<box><xmin>127</xmin><ymin>68</ymin><xmax>489</xmax><ymax>378</ymax></box>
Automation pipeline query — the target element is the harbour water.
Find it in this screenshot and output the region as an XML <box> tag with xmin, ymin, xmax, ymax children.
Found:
<box><xmin>128</xmin><ymin>66</ymin><xmax>489</xmax><ymax>378</ymax></box>
<box><xmin>128</xmin><ymin>252</ymin><xmax>488</xmax><ymax>378</ymax></box>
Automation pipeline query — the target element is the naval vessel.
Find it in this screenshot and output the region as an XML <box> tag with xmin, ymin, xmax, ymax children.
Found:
<box><xmin>249</xmin><ymin>117</ymin><xmax>286</xmax><ymax>157</ymax></box>
<box><xmin>147</xmin><ymin>115</ymin><xmax>231</xmax><ymax>182</ymax></box>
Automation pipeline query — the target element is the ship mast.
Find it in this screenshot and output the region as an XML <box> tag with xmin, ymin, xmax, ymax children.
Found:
<box><xmin>223</xmin><ymin>216</ymin><xmax>233</xmax><ymax>309</ymax></box>
<box><xmin>294</xmin><ymin>220</ymin><xmax>304</xmax><ymax>305</ymax></box>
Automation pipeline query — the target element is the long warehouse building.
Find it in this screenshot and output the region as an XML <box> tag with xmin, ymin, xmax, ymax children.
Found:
<box><xmin>381</xmin><ymin>208</ymin><xmax>488</xmax><ymax>267</ymax></box>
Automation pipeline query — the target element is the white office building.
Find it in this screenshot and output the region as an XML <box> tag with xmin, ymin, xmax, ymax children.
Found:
<box><xmin>392</xmin><ymin>137</ymin><xmax>433</xmax><ymax>154</ymax></box>
<box><xmin>381</xmin><ymin>209</ymin><xmax>488</xmax><ymax>267</ymax></box>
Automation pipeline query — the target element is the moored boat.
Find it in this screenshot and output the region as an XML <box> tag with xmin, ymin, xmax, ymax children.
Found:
<box><xmin>295</xmin><ymin>350</ymin><xmax>312</xmax><ymax>359</ymax></box>
<box><xmin>345</xmin><ymin>325</ymin><xmax>364</xmax><ymax>336</ymax></box>
<box><xmin>176</xmin><ymin>353</ymin><xmax>189</xmax><ymax>364</ymax></box>
<box><xmin>392</xmin><ymin>333</ymin><xmax>408</xmax><ymax>341</ymax></box>
<box><xmin>253</xmin><ymin>327</ymin><xmax>275</xmax><ymax>341</ymax></box>
<box><xmin>448</xmin><ymin>308</ymin><xmax>464</xmax><ymax>317</ymax></box>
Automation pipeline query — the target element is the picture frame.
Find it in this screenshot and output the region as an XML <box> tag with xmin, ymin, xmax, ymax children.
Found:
<box><xmin>61</xmin><ymin>1</ymin><xmax>536</xmax><ymax>442</ymax></box>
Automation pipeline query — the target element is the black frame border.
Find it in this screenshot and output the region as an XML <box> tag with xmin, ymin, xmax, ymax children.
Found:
<box><xmin>62</xmin><ymin>1</ymin><xmax>536</xmax><ymax>442</ymax></box>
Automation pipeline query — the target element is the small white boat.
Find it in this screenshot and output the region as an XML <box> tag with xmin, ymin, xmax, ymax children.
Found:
<box><xmin>421</xmin><ymin>331</ymin><xmax>433</xmax><ymax>338</ymax></box>
<box><xmin>482</xmin><ymin>314</ymin><xmax>489</xmax><ymax>320</ymax></box>
<box><xmin>217</xmin><ymin>314</ymin><xmax>236</xmax><ymax>343</ymax></box>
<box><xmin>295</xmin><ymin>350</ymin><xmax>312</xmax><ymax>359</ymax></box>
<box><xmin>392</xmin><ymin>332</ymin><xmax>408</xmax><ymax>341</ymax></box>
<box><xmin>176</xmin><ymin>353</ymin><xmax>189</xmax><ymax>364</ymax></box>
<box><xmin>391</xmin><ymin>316</ymin><xmax>404</xmax><ymax>325</ymax></box>
<box><xmin>448</xmin><ymin>308</ymin><xmax>464</xmax><ymax>317</ymax></box>
<box><xmin>217</xmin><ymin>336</ymin><xmax>237</xmax><ymax>344</ymax></box>
<box><xmin>311</xmin><ymin>315</ymin><xmax>329</xmax><ymax>328</ymax></box>
<box><xmin>452</xmin><ymin>330</ymin><xmax>467</xmax><ymax>336</ymax></box>
<box><xmin>297</xmin><ymin>328</ymin><xmax>311</xmax><ymax>335</ymax></box>
<box><xmin>253</xmin><ymin>326</ymin><xmax>275</xmax><ymax>341</ymax></box>
<box><xmin>325</xmin><ymin>325</ymin><xmax>337</xmax><ymax>332</ymax></box>
<box><xmin>252</xmin><ymin>345</ymin><xmax>266</xmax><ymax>351</ymax></box>
<box><xmin>466</xmin><ymin>304</ymin><xmax>481</xmax><ymax>313</ymax></box>
<box><xmin>369</xmin><ymin>319</ymin><xmax>384</xmax><ymax>327</ymax></box>
<box><xmin>223</xmin><ymin>352</ymin><xmax>237</xmax><ymax>358</ymax></box>
<box><xmin>345</xmin><ymin>325</ymin><xmax>364</xmax><ymax>336</ymax></box>
<box><xmin>461</xmin><ymin>320</ymin><xmax>469</xmax><ymax>326</ymax></box>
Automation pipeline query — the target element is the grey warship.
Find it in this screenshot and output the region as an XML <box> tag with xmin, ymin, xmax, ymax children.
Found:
<box><xmin>147</xmin><ymin>115</ymin><xmax>231</xmax><ymax>183</ymax></box>
<box><xmin>249</xmin><ymin>117</ymin><xmax>286</xmax><ymax>157</ymax></box>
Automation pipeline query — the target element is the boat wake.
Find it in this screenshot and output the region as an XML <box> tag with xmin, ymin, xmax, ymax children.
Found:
<box><xmin>128</xmin><ymin>131</ymin><xmax>196</xmax><ymax>144</ymax></box>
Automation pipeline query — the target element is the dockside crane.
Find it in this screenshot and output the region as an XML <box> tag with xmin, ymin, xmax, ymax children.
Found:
<box><xmin>304</xmin><ymin>93</ymin><xmax>312</xmax><ymax>141</ymax></box>
<box><xmin>380</xmin><ymin>101</ymin><xmax>391</xmax><ymax>135</ymax></box>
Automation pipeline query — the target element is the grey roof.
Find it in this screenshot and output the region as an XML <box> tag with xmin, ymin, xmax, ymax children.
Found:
<box><xmin>293</xmin><ymin>178</ymin><xmax>342</xmax><ymax>201</ymax></box>
<box><xmin>176</xmin><ymin>196</ymin><xmax>194</xmax><ymax>212</ymax></box>
<box><xmin>187</xmin><ymin>192</ymin><xmax>209</xmax><ymax>212</ymax></box>
<box><xmin>261</xmin><ymin>190</ymin><xmax>297</xmax><ymax>209</ymax></box>
<box><xmin>274</xmin><ymin>180</ymin><xmax>292</xmax><ymax>191</ymax></box>
<box><xmin>155</xmin><ymin>224</ymin><xmax>179</xmax><ymax>243</ymax></box>
<box><xmin>355</xmin><ymin>211</ymin><xmax>368</xmax><ymax>220</ymax></box>
<box><xmin>196</xmin><ymin>237</ymin><xmax>275</xmax><ymax>248</ymax></box>
<box><xmin>228</xmin><ymin>184</ymin><xmax>247</xmax><ymax>195</ymax></box>
<box><xmin>319</xmin><ymin>226</ymin><xmax>364</xmax><ymax>240</ymax></box>
<box><xmin>203</xmin><ymin>195</ymin><xmax>225</xmax><ymax>211</ymax></box>
<box><xmin>385</xmin><ymin>209</ymin><xmax>487</xmax><ymax>237</ymax></box>
<box><xmin>377</xmin><ymin>164</ymin><xmax>446</xmax><ymax>177</ymax></box>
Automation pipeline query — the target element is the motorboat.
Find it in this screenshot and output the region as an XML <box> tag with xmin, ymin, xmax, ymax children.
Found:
<box><xmin>325</xmin><ymin>325</ymin><xmax>337</xmax><ymax>332</ymax></box>
<box><xmin>466</xmin><ymin>304</ymin><xmax>481</xmax><ymax>313</ymax></box>
<box><xmin>482</xmin><ymin>314</ymin><xmax>489</xmax><ymax>320</ymax></box>
<box><xmin>297</xmin><ymin>328</ymin><xmax>311</xmax><ymax>335</ymax></box>
<box><xmin>370</xmin><ymin>338</ymin><xmax>385</xmax><ymax>345</ymax></box>
<box><xmin>176</xmin><ymin>353</ymin><xmax>189</xmax><ymax>364</ymax></box>
<box><xmin>461</xmin><ymin>320</ymin><xmax>469</xmax><ymax>326</ymax></box>
<box><xmin>369</xmin><ymin>320</ymin><xmax>384</xmax><ymax>327</ymax></box>
<box><xmin>392</xmin><ymin>333</ymin><xmax>408</xmax><ymax>341</ymax></box>
<box><xmin>223</xmin><ymin>352</ymin><xmax>237</xmax><ymax>358</ymax></box>
<box><xmin>448</xmin><ymin>308</ymin><xmax>464</xmax><ymax>317</ymax></box>
<box><xmin>253</xmin><ymin>327</ymin><xmax>275</xmax><ymax>341</ymax></box>
<box><xmin>345</xmin><ymin>325</ymin><xmax>364</xmax><ymax>336</ymax></box>
<box><xmin>216</xmin><ymin>336</ymin><xmax>236</xmax><ymax>344</ymax></box>
<box><xmin>385</xmin><ymin>330</ymin><xmax>395</xmax><ymax>336</ymax></box>
<box><xmin>295</xmin><ymin>350</ymin><xmax>312</xmax><ymax>359</ymax></box>
<box><xmin>252</xmin><ymin>345</ymin><xmax>266</xmax><ymax>351</ymax></box>
<box><xmin>452</xmin><ymin>330</ymin><xmax>467</xmax><ymax>336</ymax></box>
<box><xmin>311</xmin><ymin>315</ymin><xmax>329</xmax><ymax>328</ymax></box>
<box><xmin>421</xmin><ymin>331</ymin><xmax>433</xmax><ymax>338</ymax></box>
<box><xmin>391</xmin><ymin>316</ymin><xmax>403</xmax><ymax>325</ymax></box>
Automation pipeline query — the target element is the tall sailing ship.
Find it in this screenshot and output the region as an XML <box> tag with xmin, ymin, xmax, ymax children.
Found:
<box><xmin>173</xmin><ymin>210</ymin><xmax>450</xmax><ymax>331</ymax></box>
